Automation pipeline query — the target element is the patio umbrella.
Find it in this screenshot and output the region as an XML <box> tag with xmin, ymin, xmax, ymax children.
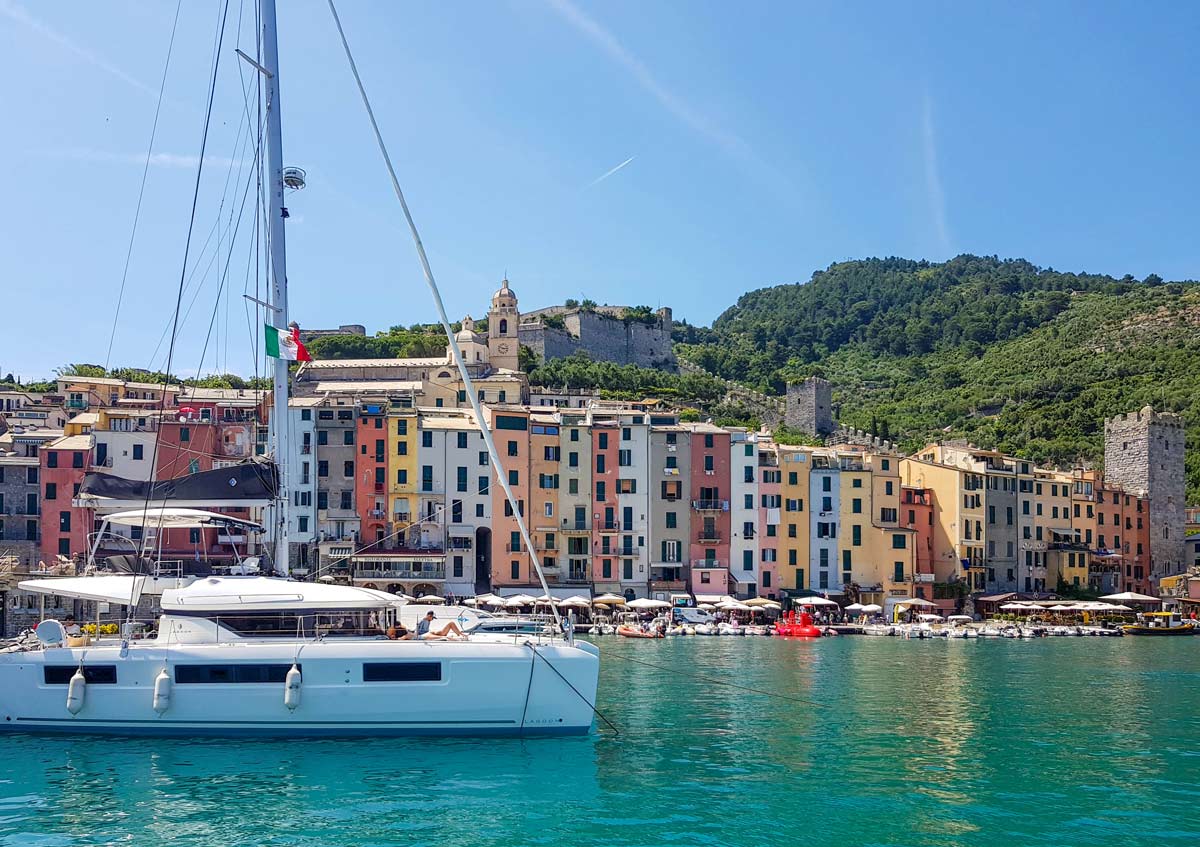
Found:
<box><xmin>794</xmin><ymin>596</ymin><xmax>839</xmax><ymax>606</ymax></box>
<box><xmin>896</xmin><ymin>598</ymin><xmax>937</xmax><ymax>608</ymax></box>
<box><xmin>415</xmin><ymin>595</ymin><xmax>446</xmax><ymax>604</ymax></box>
<box><xmin>1100</xmin><ymin>591</ymin><xmax>1161</xmax><ymax>603</ymax></box>
<box><xmin>461</xmin><ymin>598</ymin><xmax>479</xmax><ymax>606</ymax></box>
<box><xmin>504</xmin><ymin>594</ymin><xmax>538</xmax><ymax>607</ymax></box>
<box><xmin>592</xmin><ymin>593</ymin><xmax>627</xmax><ymax>605</ymax></box>
<box><xmin>860</xmin><ymin>604</ymin><xmax>883</xmax><ymax>613</ymax></box>
<box><xmin>697</xmin><ymin>603</ymin><xmax>716</xmax><ymax>611</ymax></box>
<box><xmin>626</xmin><ymin>598</ymin><xmax>670</xmax><ymax>610</ymax></box>
<box><xmin>744</xmin><ymin>597</ymin><xmax>776</xmax><ymax>607</ymax></box>
<box><xmin>533</xmin><ymin>594</ymin><xmax>556</xmax><ymax>604</ymax></box>
<box><xmin>1000</xmin><ymin>602</ymin><xmax>1030</xmax><ymax>610</ymax></box>
<box><xmin>317</xmin><ymin>575</ymin><xmax>336</xmax><ymax>583</ymax></box>
<box><xmin>760</xmin><ymin>601</ymin><xmax>782</xmax><ymax>610</ymax></box>
<box><xmin>556</xmin><ymin>595</ymin><xmax>591</xmax><ymax>608</ymax></box>
<box><xmin>844</xmin><ymin>602</ymin><xmax>865</xmax><ymax>612</ymax></box>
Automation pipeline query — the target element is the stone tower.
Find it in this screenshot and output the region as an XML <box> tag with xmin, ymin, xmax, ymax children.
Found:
<box><xmin>1103</xmin><ymin>406</ymin><xmax>1186</xmax><ymax>580</ymax></box>
<box><xmin>487</xmin><ymin>279</ymin><xmax>520</xmax><ymax>372</ymax></box>
<box><xmin>785</xmin><ymin>377</ymin><xmax>833</xmax><ymax>436</ymax></box>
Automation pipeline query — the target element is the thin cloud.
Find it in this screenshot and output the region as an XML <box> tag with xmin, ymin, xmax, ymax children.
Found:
<box><xmin>545</xmin><ymin>0</ymin><xmax>752</xmax><ymax>162</ymax></box>
<box><xmin>922</xmin><ymin>92</ymin><xmax>952</xmax><ymax>256</ymax></box>
<box><xmin>0</xmin><ymin>0</ymin><xmax>160</xmax><ymax>99</ymax></box>
<box><xmin>586</xmin><ymin>155</ymin><xmax>635</xmax><ymax>188</ymax></box>
<box><xmin>42</xmin><ymin>148</ymin><xmax>247</xmax><ymax>169</ymax></box>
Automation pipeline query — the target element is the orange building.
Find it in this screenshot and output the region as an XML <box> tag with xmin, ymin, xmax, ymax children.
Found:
<box><xmin>489</xmin><ymin>407</ymin><xmax>532</xmax><ymax>588</ymax></box>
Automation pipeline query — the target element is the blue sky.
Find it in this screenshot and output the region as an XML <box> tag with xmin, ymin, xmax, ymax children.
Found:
<box><xmin>2</xmin><ymin>0</ymin><xmax>1198</xmax><ymax>380</ymax></box>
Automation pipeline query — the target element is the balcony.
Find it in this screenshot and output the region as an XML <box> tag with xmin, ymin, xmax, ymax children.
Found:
<box><xmin>505</xmin><ymin>543</ymin><xmax>526</xmax><ymax>553</ymax></box>
<box><xmin>598</xmin><ymin>520</ymin><xmax>620</xmax><ymax>532</ymax></box>
<box><xmin>374</xmin><ymin>483</ymin><xmax>385</xmax><ymax>493</ymax></box>
<box><xmin>561</xmin><ymin>521</ymin><xmax>590</xmax><ymax>533</ymax></box>
<box><xmin>691</xmin><ymin>559</ymin><xmax>725</xmax><ymax>569</ymax></box>
<box><xmin>697</xmin><ymin>532</ymin><xmax>722</xmax><ymax>545</ymax></box>
<box><xmin>692</xmin><ymin>499</ymin><xmax>730</xmax><ymax>512</ymax></box>
<box><xmin>368</xmin><ymin>509</ymin><xmax>386</xmax><ymax>518</ymax></box>
<box><xmin>67</xmin><ymin>399</ymin><xmax>88</xmax><ymax>410</ymax></box>
<box><xmin>616</xmin><ymin>545</ymin><xmax>641</xmax><ymax>557</ymax></box>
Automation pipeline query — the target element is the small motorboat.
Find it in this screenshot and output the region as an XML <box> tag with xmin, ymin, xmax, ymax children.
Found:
<box><xmin>617</xmin><ymin>626</ymin><xmax>663</xmax><ymax>639</ymax></box>
<box><xmin>775</xmin><ymin>610</ymin><xmax>825</xmax><ymax>638</ymax></box>
<box><xmin>1123</xmin><ymin>611</ymin><xmax>1197</xmax><ymax>636</ymax></box>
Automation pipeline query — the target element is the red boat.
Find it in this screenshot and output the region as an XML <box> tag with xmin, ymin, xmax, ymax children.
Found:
<box><xmin>775</xmin><ymin>609</ymin><xmax>826</xmax><ymax>638</ymax></box>
<box><xmin>617</xmin><ymin>626</ymin><xmax>663</xmax><ymax>639</ymax></box>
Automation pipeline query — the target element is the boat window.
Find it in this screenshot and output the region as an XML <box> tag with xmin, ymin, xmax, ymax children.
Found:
<box><xmin>44</xmin><ymin>665</ymin><xmax>117</xmax><ymax>685</ymax></box>
<box><xmin>213</xmin><ymin>610</ymin><xmax>384</xmax><ymax>638</ymax></box>
<box><xmin>175</xmin><ymin>664</ymin><xmax>298</xmax><ymax>684</ymax></box>
<box><xmin>362</xmin><ymin>662</ymin><xmax>442</xmax><ymax>682</ymax></box>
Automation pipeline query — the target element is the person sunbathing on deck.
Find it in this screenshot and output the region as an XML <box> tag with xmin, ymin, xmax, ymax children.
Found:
<box><xmin>415</xmin><ymin>610</ymin><xmax>466</xmax><ymax>640</ymax></box>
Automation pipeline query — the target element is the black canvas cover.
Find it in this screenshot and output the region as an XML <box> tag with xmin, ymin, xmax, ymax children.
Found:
<box><xmin>80</xmin><ymin>461</ymin><xmax>278</xmax><ymax>502</ymax></box>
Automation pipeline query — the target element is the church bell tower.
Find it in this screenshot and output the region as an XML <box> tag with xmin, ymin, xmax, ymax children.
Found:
<box><xmin>487</xmin><ymin>278</ymin><xmax>520</xmax><ymax>371</ymax></box>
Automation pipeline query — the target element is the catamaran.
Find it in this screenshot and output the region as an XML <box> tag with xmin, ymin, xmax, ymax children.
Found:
<box><xmin>0</xmin><ymin>0</ymin><xmax>600</xmax><ymax>737</ymax></box>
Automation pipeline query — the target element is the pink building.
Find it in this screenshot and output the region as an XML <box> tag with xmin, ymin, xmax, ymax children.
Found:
<box><xmin>687</xmin><ymin>424</ymin><xmax>731</xmax><ymax>596</ymax></box>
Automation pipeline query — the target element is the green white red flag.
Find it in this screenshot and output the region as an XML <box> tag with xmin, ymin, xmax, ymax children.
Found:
<box><xmin>264</xmin><ymin>324</ymin><xmax>311</xmax><ymax>361</ymax></box>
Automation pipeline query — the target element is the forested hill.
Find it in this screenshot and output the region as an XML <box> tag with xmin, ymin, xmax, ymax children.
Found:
<box><xmin>674</xmin><ymin>255</ymin><xmax>1200</xmax><ymax>499</ymax></box>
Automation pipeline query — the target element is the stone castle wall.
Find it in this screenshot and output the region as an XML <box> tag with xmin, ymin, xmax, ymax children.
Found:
<box><xmin>1103</xmin><ymin>406</ymin><xmax>1186</xmax><ymax>579</ymax></box>
<box><xmin>519</xmin><ymin>307</ymin><xmax>676</xmax><ymax>370</ymax></box>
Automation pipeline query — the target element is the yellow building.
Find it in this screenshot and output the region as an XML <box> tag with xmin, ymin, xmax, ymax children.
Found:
<box><xmin>1033</xmin><ymin>469</ymin><xmax>1075</xmax><ymax>590</ymax></box>
<box><xmin>901</xmin><ymin>454</ymin><xmax>980</xmax><ymax>589</ymax></box>
<box><xmin>776</xmin><ymin>445</ymin><xmax>811</xmax><ymax>593</ymax></box>
<box><xmin>864</xmin><ymin>452</ymin><xmax>912</xmax><ymax>601</ymax></box>
<box><xmin>388</xmin><ymin>407</ymin><xmax>418</xmax><ymax>541</ymax></box>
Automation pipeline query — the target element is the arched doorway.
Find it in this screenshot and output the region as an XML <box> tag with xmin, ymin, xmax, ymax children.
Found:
<box><xmin>623</xmin><ymin>587</ymin><xmax>636</xmax><ymax>601</ymax></box>
<box><xmin>412</xmin><ymin>583</ymin><xmax>438</xmax><ymax>597</ymax></box>
<box><xmin>475</xmin><ymin>527</ymin><xmax>492</xmax><ymax>594</ymax></box>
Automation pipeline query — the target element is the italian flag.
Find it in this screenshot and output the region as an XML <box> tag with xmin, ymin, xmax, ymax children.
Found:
<box><xmin>264</xmin><ymin>324</ymin><xmax>311</xmax><ymax>361</ymax></box>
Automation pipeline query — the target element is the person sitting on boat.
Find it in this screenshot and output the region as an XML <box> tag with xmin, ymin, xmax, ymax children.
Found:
<box><xmin>386</xmin><ymin>623</ymin><xmax>414</xmax><ymax>640</ymax></box>
<box><xmin>416</xmin><ymin>611</ymin><xmax>465</xmax><ymax>640</ymax></box>
<box><xmin>62</xmin><ymin>615</ymin><xmax>82</xmax><ymax>637</ymax></box>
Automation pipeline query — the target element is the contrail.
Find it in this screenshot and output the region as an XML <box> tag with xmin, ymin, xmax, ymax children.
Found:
<box><xmin>587</xmin><ymin>155</ymin><xmax>635</xmax><ymax>188</ymax></box>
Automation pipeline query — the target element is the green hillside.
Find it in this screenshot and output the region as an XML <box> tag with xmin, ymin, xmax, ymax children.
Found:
<box><xmin>674</xmin><ymin>256</ymin><xmax>1200</xmax><ymax>499</ymax></box>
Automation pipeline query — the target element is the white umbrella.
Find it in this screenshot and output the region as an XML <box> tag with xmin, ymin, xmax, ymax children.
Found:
<box><xmin>592</xmin><ymin>593</ymin><xmax>627</xmax><ymax>605</ymax></box>
<box><xmin>1109</xmin><ymin>603</ymin><xmax>1133</xmax><ymax>612</ymax></box>
<box><xmin>1049</xmin><ymin>604</ymin><xmax>1075</xmax><ymax>611</ymax></box>
<box><xmin>556</xmin><ymin>595</ymin><xmax>592</xmax><ymax>608</ymax></box>
<box><xmin>1100</xmin><ymin>591</ymin><xmax>1161</xmax><ymax>603</ymax></box>
<box><xmin>725</xmin><ymin>602</ymin><xmax>752</xmax><ymax>612</ymax></box>
<box><xmin>626</xmin><ymin>598</ymin><xmax>670</xmax><ymax>610</ymax></box>
<box><xmin>744</xmin><ymin>597</ymin><xmax>776</xmax><ymax>607</ymax></box>
<box><xmin>416</xmin><ymin>595</ymin><xmax>446</xmax><ymax>604</ymax></box>
<box><xmin>1000</xmin><ymin>602</ymin><xmax>1031</xmax><ymax>610</ymax></box>
<box><xmin>473</xmin><ymin>593</ymin><xmax>501</xmax><ymax>605</ymax></box>
<box><xmin>461</xmin><ymin>597</ymin><xmax>479</xmax><ymax>606</ymax></box>
<box><xmin>317</xmin><ymin>575</ymin><xmax>336</xmax><ymax>583</ymax></box>
<box><xmin>504</xmin><ymin>594</ymin><xmax>538</xmax><ymax>607</ymax></box>
<box><xmin>794</xmin><ymin>596</ymin><xmax>839</xmax><ymax>607</ymax></box>
<box><xmin>533</xmin><ymin>594</ymin><xmax>556</xmax><ymax>604</ymax></box>
<box><xmin>697</xmin><ymin>603</ymin><xmax>716</xmax><ymax>611</ymax></box>
<box><xmin>860</xmin><ymin>604</ymin><xmax>882</xmax><ymax>613</ymax></box>
<box><xmin>844</xmin><ymin>602</ymin><xmax>864</xmax><ymax>612</ymax></box>
<box><xmin>759</xmin><ymin>601</ymin><xmax>782</xmax><ymax>610</ymax></box>
<box><xmin>896</xmin><ymin>598</ymin><xmax>937</xmax><ymax>608</ymax></box>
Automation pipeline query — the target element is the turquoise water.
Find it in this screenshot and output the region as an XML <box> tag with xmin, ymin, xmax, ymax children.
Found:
<box><xmin>2</xmin><ymin>637</ymin><xmax>1198</xmax><ymax>846</ymax></box>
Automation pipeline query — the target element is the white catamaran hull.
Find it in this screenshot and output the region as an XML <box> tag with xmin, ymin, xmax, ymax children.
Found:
<box><xmin>0</xmin><ymin>638</ymin><xmax>599</xmax><ymax>737</ymax></box>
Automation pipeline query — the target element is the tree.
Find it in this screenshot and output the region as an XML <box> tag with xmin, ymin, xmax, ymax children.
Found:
<box><xmin>580</xmin><ymin>299</ymin><xmax>598</xmax><ymax>313</ymax></box>
<box><xmin>564</xmin><ymin>298</ymin><xmax>579</xmax><ymax>309</ymax></box>
<box><xmin>518</xmin><ymin>345</ymin><xmax>539</xmax><ymax>373</ymax></box>
<box><xmin>55</xmin><ymin>364</ymin><xmax>107</xmax><ymax>378</ymax></box>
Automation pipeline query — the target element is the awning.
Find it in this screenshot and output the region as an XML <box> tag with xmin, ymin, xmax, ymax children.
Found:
<box><xmin>731</xmin><ymin>574</ymin><xmax>757</xmax><ymax>586</ymax></box>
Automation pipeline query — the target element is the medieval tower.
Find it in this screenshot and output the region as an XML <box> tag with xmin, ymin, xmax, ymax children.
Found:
<box><xmin>487</xmin><ymin>279</ymin><xmax>520</xmax><ymax>372</ymax></box>
<box><xmin>785</xmin><ymin>377</ymin><xmax>833</xmax><ymax>436</ymax></box>
<box><xmin>1103</xmin><ymin>406</ymin><xmax>1186</xmax><ymax>581</ymax></box>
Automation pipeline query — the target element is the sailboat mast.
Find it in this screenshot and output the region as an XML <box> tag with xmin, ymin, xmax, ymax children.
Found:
<box><xmin>262</xmin><ymin>0</ymin><xmax>290</xmax><ymax>575</ymax></box>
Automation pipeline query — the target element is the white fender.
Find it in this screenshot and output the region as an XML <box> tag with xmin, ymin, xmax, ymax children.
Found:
<box><xmin>66</xmin><ymin>670</ymin><xmax>86</xmax><ymax>715</ymax></box>
<box><xmin>284</xmin><ymin>664</ymin><xmax>302</xmax><ymax>711</ymax></box>
<box><xmin>152</xmin><ymin>668</ymin><xmax>171</xmax><ymax>714</ymax></box>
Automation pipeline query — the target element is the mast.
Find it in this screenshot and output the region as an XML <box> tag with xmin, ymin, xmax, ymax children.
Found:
<box><xmin>262</xmin><ymin>0</ymin><xmax>290</xmax><ymax>575</ymax></box>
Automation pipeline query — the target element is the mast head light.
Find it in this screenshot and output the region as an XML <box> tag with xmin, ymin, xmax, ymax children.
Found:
<box><xmin>283</xmin><ymin>166</ymin><xmax>307</xmax><ymax>190</ymax></box>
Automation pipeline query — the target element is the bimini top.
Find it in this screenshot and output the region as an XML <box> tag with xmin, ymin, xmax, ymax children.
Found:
<box><xmin>160</xmin><ymin>576</ymin><xmax>404</xmax><ymax>612</ymax></box>
<box><xmin>19</xmin><ymin>574</ymin><xmax>148</xmax><ymax>605</ymax></box>
<box><xmin>102</xmin><ymin>507</ymin><xmax>264</xmax><ymax>532</ymax></box>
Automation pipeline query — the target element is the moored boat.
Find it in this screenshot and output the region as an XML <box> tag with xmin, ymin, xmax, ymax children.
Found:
<box><xmin>1123</xmin><ymin>612</ymin><xmax>1196</xmax><ymax>636</ymax></box>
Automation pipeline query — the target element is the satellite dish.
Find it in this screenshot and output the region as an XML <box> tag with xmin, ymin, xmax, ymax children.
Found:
<box><xmin>35</xmin><ymin>620</ymin><xmax>65</xmax><ymax>647</ymax></box>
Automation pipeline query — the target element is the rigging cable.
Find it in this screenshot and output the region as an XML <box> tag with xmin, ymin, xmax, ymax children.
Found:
<box><xmin>104</xmin><ymin>0</ymin><xmax>184</xmax><ymax>372</ymax></box>
<box><xmin>130</xmin><ymin>0</ymin><xmax>233</xmax><ymax>617</ymax></box>
<box><xmin>325</xmin><ymin>0</ymin><xmax>560</xmax><ymax>627</ymax></box>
